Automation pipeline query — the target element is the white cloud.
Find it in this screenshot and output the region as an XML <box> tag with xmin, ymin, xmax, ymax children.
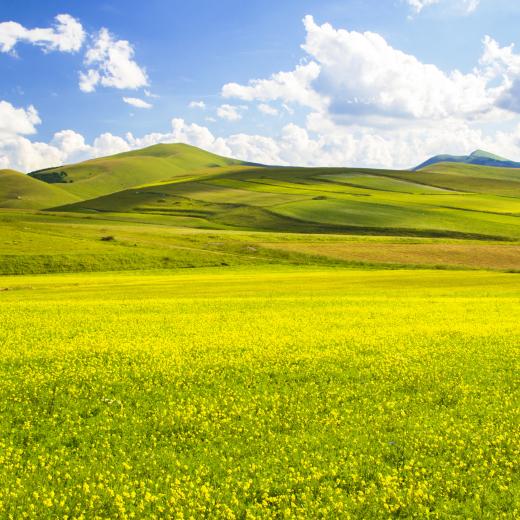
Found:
<box><xmin>0</xmin><ymin>100</ymin><xmax>131</xmax><ymax>171</ymax></box>
<box><xmin>258</xmin><ymin>103</ymin><xmax>278</xmax><ymax>116</ymax></box>
<box><xmin>4</xmin><ymin>109</ymin><xmax>520</xmax><ymax>173</ymax></box>
<box><xmin>0</xmin><ymin>137</ymin><xmax>64</xmax><ymax>172</ymax></box>
<box><xmin>222</xmin><ymin>15</ymin><xmax>519</xmax><ymax>126</ymax></box>
<box><xmin>282</xmin><ymin>103</ymin><xmax>295</xmax><ymax>115</ymax></box>
<box><xmin>0</xmin><ymin>14</ymin><xmax>85</xmax><ymax>54</ymax></box>
<box><xmin>50</xmin><ymin>129</ymin><xmax>92</xmax><ymax>163</ymax></box>
<box><xmin>0</xmin><ymin>15</ymin><xmax>150</xmax><ymax>95</ymax></box>
<box><xmin>302</xmin><ymin>15</ymin><xmax>498</xmax><ymax>121</ymax></box>
<box><xmin>78</xmin><ymin>69</ymin><xmax>101</xmax><ymax>93</ymax></box>
<box><xmin>189</xmin><ymin>100</ymin><xmax>206</xmax><ymax>109</ymax></box>
<box><xmin>404</xmin><ymin>0</ymin><xmax>479</xmax><ymax>14</ymax></box>
<box><xmin>217</xmin><ymin>104</ymin><xmax>246</xmax><ymax>121</ymax></box>
<box><xmin>80</xmin><ymin>28</ymin><xmax>148</xmax><ymax>92</ymax></box>
<box><xmin>0</xmin><ymin>101</ymin><xmax>40</xmax><ymax>138</ymax></box>
<box><xmin>92</xmin><ymin>133</ymin><xmax>131</xmax><ymax>156</ymax></box>
<box><xmin>222</xmin><ymin>61</ymin><xmax>323</xmax><ymax>110</ymax></box>
<box><xmin>123</xmin><ymin>97</ymin><xmax>153</xmax><ymax>109</ymax></box>
<box><xmin>480</xmin><ymin>35</ymin><xmax>520</xmax><ymax>113</ymax></box>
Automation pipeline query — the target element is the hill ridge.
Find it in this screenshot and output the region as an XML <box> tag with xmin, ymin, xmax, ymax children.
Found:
<box><xmin>414</xmin><ymin>149</ymin><xmax>520</xmax><ymax>171</ymax></box>
<box><xmin>26</xmin><ymin>143</ymin><xmax>247</xmax><ymax>200</ymax></box>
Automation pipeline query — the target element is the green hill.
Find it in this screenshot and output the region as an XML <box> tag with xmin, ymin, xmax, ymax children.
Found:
<box><xmin>28</xmin><ymin>143</ymin><xmax>245</xmax><ymax>200</ymax></box>
<box><xmin>56</xmin><ymin>163</ymin><xmax>520</xmax><ymax>240</ymax></box>
<box><xmin>420</xmin><ymin>161</ymin><xmax>520</xmax><ymax>182</ymax></box>
<box><xmin>0</xmin><ymin>169</ymin><xmax>79</xmax><ymax>209</ymax></box>
<box><xmin>0</xmin><ymin>143</ymin><xmax>514</xmax><ymax>240</ymax></box>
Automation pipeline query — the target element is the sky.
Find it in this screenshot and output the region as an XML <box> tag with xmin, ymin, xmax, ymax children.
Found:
<box><xmin>2</xmin><ymin>0</ymin><xmax>520</xmax><ymax>171</ymax></box>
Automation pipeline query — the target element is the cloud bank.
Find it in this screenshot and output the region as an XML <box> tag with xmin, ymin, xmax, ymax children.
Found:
<box><xmin>4</xmin><ymin>14</ymin><xmax>520</xmax><ymax>172</ymax></box>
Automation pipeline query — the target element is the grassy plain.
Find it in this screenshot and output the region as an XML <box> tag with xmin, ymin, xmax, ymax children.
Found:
<box><xmin>0</xmin><ymin>267</ymin><xmax>519</xmax><ymax>518</ymax></box>
<box><xmin>1</xmin><ymin>210</ymin><xmax>519</xmax><ymax>275</ymax></box>
<box><xmin>1</xmin><ymin>146</ymin><xmax>519</xmax><ymax>517</ymax></box>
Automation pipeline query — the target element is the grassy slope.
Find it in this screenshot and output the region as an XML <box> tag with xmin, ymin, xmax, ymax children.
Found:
<box><xmin>56</xmin><ymin>163</ymin><xmax>520</xmax><ymax>240</ymax></box>
<box><xmin>28</xmin><ymin>143</ymin><xmax>246</xmax><ymax>200</ymax></box>
<box><xmin>2</xmin><ymin>150</ymin><xmax>519</xmax><ymax>273</ymax></box>
<box><xmin>420</xmin><ymin>161</ymin><xmax>520</xmax><ymax>181</ymax></box>
<box><xmin>1</xmin><ymin>209</ymin><xmax>518</xmax><ymax>275</ymax></box>
<box><xmin>0</xmin><ymin>169</ymin><xmax>79</xmax><ymax>209</ymax></box>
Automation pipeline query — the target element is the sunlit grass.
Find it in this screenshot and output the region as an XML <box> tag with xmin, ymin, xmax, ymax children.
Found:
<box><xmin>0</xmin><ymin>267</ymin><xmax>518</xmax><ymax>518</ymax></box>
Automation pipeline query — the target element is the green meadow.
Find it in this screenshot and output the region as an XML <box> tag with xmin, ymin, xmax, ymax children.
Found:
<box><xmin>0</xmin><ymin>268</ymin><xmax>519</xmax><ymax>518</ymax></box>
<box><xmin>1</xmin><ymin>144</ymin><xmax>519</xmax><ymax>517</ymax></box>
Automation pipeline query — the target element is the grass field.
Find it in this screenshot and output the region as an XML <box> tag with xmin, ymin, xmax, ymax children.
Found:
<box><xmin>0</xmin><ymin>267</ymin><xmax>518</xmax><ymax>518</ymax></box>
<box><xmin>1</xmin><ymin>210</ymin><xmax>519</xmax><ymax>275</ymax></box>
<box><xmin>1</xmin><ymin>145</ymin><xmax>519</xmax><ymax>517</ymax></box>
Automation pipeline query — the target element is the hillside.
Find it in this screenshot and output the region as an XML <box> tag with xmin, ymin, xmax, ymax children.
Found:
<box><xmin>419</xmin><ymin>161</ymin><xmax>520</xmax><ymax>182</ymax></box>
<box><xmin>28</xmin><ymin>143</ymin><xmax>246</xmax><ymax>200</ymax></box>
<box><xmin>0</xmin><ymin>169</ymin><xmax>79</xmax><ymax>209</ymax></box>
<box><xmin>414</xmin><ymin>149</ymin><xmax>520</xmax><ymax>171</ymax></box>
<box><xmin>55</xmin><ymin>162</ymin><xmax>520</xmax><ymax>240</ymax></box>
<box><xmin>0</xmin><ymin>143</ymin><xmax>515</xmax><ymax>241</ymax></box>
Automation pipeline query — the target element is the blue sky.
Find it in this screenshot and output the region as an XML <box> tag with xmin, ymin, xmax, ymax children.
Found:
<box><xmin>1</xmin><ymin>0</ymin><xmax>520</xmax><ymax>171</ymax></box>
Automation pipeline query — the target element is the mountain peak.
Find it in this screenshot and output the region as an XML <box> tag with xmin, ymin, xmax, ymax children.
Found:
<box><xmin>469</xmin><ymin>149</ymin><xmax>509</xmax><ymax>161</ymax></box>
<box><xmin>414</xmin><ymin>149</ymin><xmax>520</xmax><ymax>171</ymax></box>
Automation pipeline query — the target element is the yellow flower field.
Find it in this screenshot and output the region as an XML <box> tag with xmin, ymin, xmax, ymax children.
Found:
<box><xmin>0</xmin><ymin>267</ymin><xmax>518</xmax><ymax>518</ymax></box>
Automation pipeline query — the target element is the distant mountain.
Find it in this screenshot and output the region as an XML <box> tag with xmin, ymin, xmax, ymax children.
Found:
<box><xmin>413</xmin><ymin>150</ymin><xmax>520</xmax><ymax>171</ymax></box>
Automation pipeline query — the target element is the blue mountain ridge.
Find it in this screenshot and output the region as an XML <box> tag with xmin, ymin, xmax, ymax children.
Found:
<box><xmin>413</xmin><ymin>150</ymin><xmax>520</xmax><ymax>171</ymax></box>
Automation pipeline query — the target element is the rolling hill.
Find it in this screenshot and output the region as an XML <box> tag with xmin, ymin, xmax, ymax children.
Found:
<box><xmin>55</xmin><ymin>162</ymin><xmax>520</xmax><ymax>240</ymax></box>
<box><xmin>1</xmin><ymin>144</ymin><xmax>519</xmax><ymax>275</ymax></box>
<box><xmin>0</xmin><ymin>143</ymin><xmax>516</xmax><ymax>241</ymax></box>
<box><xmin>414</xmin><ymin>149</ymin><xmax>520</xmax><ymax>170</ymax></box>
<box><xmin>28</xmin><ymin>143</ymin><xmax>246</xmax><ymax>200</ymax></box>
<box><xmin>0</xmin><ymin>169</ymin><xmax>79</xmax><ymax>209</ymax></box>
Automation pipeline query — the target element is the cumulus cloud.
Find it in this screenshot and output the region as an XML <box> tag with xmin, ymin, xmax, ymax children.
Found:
<box><xmin>4</xmin><ymin>109</ymin><xmax>520</xmax><ymax>173</ymax></box>
<box><xmin>79</xmin><ymin>28</ymin><xmax>148</xmax><ymax>92</ymax></box>
<box><xmin>258</xmin><ymin>103</ymin><xmax>278</xmax><ymax>116</ymax></box>
<box><xmin>50</xmin><ymin>129</ymin><xmax>92</xmax><ymax>163</ymax></box>
<box><xmin>0</xmin><ymin>99</ymin><xmax>131</xmax><ymax>171</ymax></box>
<box><xmin>0</xmin><ymin>14</ymin><xmax>149</xmax><ymax>95</ymax></box>
<box><xmin>480</xmin><ymin>35</ymin><xmax>520</xmax><ymax>113</ymax></box>
<box><xmin>303</xmin><ymin>15</ymin><xmax>500</xmax><ymax>122</ymax></box>
<box><xmin>120</xmin><ymin>117</ymin><xmax>520</xmax><ymax>169</ymax></box>
<box><xmin>189</xmin><ymin>100</ymin><xmax>206</xmax><ymax>109</ymax></box>
<box><xmin>0</xmin><ymin>14</ymin><xmax>85</xmax><ymax>54</ymax></box>
<box><xmin>217</xmin><ymin>104</ymin><xmax>246</xmax><ymax>121</ymax></box>
<box><xmin>223</xmin><ymin>15</ymin><xmax>520</xmax><ymax>127</ymax></box>
<box><xmin>92</xmin><ymin>133</ymin><xmax>131</xmax><ymax>156</ymax></box>
<box><xmin>222</xmin><ymin>61</ymin><xmax>323</xmax><ymax>110</ymax></box>
<box><xmin>0</xmin><ymin>101</ymin><xmax>40</xmax><ymax>138</ymax></box>
<box><xmin>123</xmin><ymin>97</ymin><xmax>152</xmax><ymax>109</ymax></box>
